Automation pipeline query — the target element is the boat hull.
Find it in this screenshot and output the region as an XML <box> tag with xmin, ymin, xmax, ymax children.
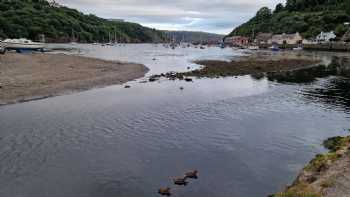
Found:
<box><xmin>2</xmin><ymin>42</ymin><xmax>45</xmax><ymax>51</ymax></box>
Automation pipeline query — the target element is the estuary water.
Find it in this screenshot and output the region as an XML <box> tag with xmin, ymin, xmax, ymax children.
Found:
<box><xmin>1</xmin><ymin>44</ymin><xmax>350</xmax><ymax>197</ymax></box>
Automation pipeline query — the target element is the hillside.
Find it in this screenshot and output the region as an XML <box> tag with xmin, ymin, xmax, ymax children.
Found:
<box><xmin>0</xmin><ymin>0</ymin><xmax>165</xmax><ymax>43</ymax></box>
<box><xmin>164</xmin><ymin>31</ymin><xmax>224</xmax><ymax>43</ymax></box>
<box><xmin>229</xmin><ymin>0</ymin><xmax>350</xmax><ymax>39</ymax></box>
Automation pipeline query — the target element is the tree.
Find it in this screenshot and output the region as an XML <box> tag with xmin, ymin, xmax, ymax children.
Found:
<box><xmin>274</xmin><ymin>3</ymin><xmax>284</xmax><ymax>13</ymax></box>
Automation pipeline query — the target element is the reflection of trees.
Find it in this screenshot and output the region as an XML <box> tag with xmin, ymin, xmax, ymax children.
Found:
<box><xmin>266</xmin><ymin>55</ymin><xmax>350</xmax><ymax>110</ymax></box>
<box><xmin>302</xmin><ymin>78</ymin><xmax>350</xmax><ymax>110</ymax></box>
<box><xmin>266</xmin><ymin>56</ymin><xmax>350</xmax><ymax>84</ymax></box>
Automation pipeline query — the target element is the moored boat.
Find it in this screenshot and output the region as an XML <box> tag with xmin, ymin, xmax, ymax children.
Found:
<box><xmin>269</xmin><ymin>45</ymin><xmax>280</xmax><ymax>51</ymax></box>
<box><xmin>1</xmin><ymin>38</ymin><xmax>45</xmax><ymax>52</ymax></box>
<box><xmin>248</xmin><ymin>45</ymin><xmax>259</xmax><ymax>50</ymax></box>
<box><xmin>293</xmin><ymin>46</ymin><xmax>303</xmax><ymax>51</ymax></box>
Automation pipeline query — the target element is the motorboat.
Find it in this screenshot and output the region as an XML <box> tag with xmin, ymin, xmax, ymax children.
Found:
<box><xmin>1</xmin><ymin>38</ymin><xmax>45</xmax><ymax>52</ymax></box>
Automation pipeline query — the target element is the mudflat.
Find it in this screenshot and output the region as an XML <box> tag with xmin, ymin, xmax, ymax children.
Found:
<box><xmin>0</xmin><ymin>53</ymin><xmax>149</xmax><ymax>105</ymax></box>
<box><xmin>188</xmin><ymin>51</ymin><xmax>322</xmax><ymax>78</ymax></box>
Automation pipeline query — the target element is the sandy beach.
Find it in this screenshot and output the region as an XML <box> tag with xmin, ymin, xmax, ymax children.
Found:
<box><xmin>0</xmin><ymin>52</ymin><xmax>148</xmax><ymax>105</ymax></box>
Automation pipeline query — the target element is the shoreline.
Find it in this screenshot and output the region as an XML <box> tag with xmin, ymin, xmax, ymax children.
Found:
<box><xmin>0</xmin><ymin>52</ymin><xmax>149</xmax><ymax>106</ymax></box>
<box><xmin>273</xmin><ymin>135</ymin><xmax>350</xmax><ymax>197</ymax></box>
<box><xmin>148</xmin><ymin>51</ymin><xmax>323</xmax><ymax>81</ymax></box>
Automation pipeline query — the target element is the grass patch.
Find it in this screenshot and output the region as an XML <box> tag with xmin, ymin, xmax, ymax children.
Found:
<box><xmin>320</xmin><ymin>178</ymin><xmax>336</xmax><ymax>189</ymax></box>
<box><xmin>274</xmin><ymin>182</ymin><xmax>321</xmax><ymax>197</ymax></box>
<box><xmin>323</xmin><ymin>136</ymin><xmax>350</xmax><ymax>152</ymax></box>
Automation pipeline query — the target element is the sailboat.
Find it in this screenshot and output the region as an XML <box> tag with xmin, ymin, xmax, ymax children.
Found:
<box><xmin>247</xmin><ymin>25</ymin><xmax>259</xmax><ymax>50</ymax></box>
<box><xmin>199</xmin><ymin>35</ymin><xmax>205</xmax><ymax>49</ymax></box>
<box><xmin>70</xmin><ymin>29</ymin><xmax>78</xmax><ymax>45</ymax></box>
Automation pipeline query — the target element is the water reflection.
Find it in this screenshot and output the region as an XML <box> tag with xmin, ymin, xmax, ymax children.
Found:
<box><xmin>266</xmin><ymin>56</ymin><xmax>350</xmax><ymax>84</ymax></box>
<box><xmin>265</xmin><ymin>55</ymin><xmax>350</xmax><ymax>111</ymax></box>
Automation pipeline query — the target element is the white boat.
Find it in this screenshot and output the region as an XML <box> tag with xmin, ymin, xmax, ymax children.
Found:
<box><xmin>248</xmin><ymin>45</ymin><xmax>259</xmax><ymax>50</ymax></box>
<box><xmin>293</xmin><ymin>46</ymin><xmax>303</xmax><ymax>51</ymax></box>
<box><xmin>269</xmin><ymin>45</ymin><xmax>280</xmax><ymax>51</ymax></box>
<box><xmin>1</xmin><ymin>38</ymin><xmax>45</xmax><ymax>51</ymax></box>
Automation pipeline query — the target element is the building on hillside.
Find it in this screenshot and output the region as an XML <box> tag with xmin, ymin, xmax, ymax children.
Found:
<box><xmin>302</xmin><ymin>39</ymin><xmax>316</xmax><ymax>44</ymax></box>
<box><xmin>268</xmin><ymin>32</ymin><xmax>303</xmax><ymax>45</ymax></box>
<box><xmin>255</xmin><ymin>33</ymin><xmax>273</xmax><ymax>44</ymax></box>
<box><xmin>224</xmin><ymin>36</ymin><xmax>249</xmax><ymax>46</ymax></box>
<box><xmin>316</xmin><ymin>31</ymin><xmax>336</xmax><ymax>43</ymax></box>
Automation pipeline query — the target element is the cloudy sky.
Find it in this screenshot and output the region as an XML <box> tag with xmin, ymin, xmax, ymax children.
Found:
<box><xmin>56</xmin><ymin>0</ymin><xmax>285</xmax><ymax>34</ymax></box>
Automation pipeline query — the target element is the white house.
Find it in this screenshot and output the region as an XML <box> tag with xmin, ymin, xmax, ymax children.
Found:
<box><xmin>316</xmin><ymin>31</ymin><xmax>336</xmax><ymax>43</ymax></box>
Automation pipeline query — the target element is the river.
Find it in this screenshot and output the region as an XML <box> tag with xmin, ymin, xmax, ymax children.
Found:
<box><xmin>0</xmin><ymin>44</ymin><xmax>350</xmax><ymax>197</ymax></box>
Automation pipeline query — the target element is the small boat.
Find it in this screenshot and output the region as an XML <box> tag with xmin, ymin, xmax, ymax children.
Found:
<box><xmin>0</xmin><ymin>44</ymin><xmax>6</xmax><ymax>54</ymax></box>
<box><xmin>269</xmin><ymin>45</ymin><xmax>280</xmax><ymax>51</ymax></box>
<box><xmin>200</xmin><ymin>46</ymin><xmax>205</xmax><ymax>49</ymax></box>
<box><xmin>248</xmin><ymin>45</ymin><xmax>259</xmax><ymax>50</ymax></box>
<box><xmin>220</xmin><ymin>43</ymin><xmax>225</xmax><ymax>49</ymax></box>
<box><xmin>293</xmin><ymin>46</ymin><xmax>303</xmax><ymax>51</ymax></box>
<box><xmin>2</xmin><ymin>38</ymin><xmax>45</xmax><ymax>52</ymax></box>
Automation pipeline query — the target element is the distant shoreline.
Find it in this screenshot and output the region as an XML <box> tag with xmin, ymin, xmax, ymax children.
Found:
<box><xmin>0</xmin><ymin>52</ymin><xmax>149</xmax><ymax>106</ymax></box>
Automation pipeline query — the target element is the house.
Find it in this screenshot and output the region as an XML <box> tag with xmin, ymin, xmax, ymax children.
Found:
<box><xmin>268</xmin><ymin>33</ymin><xmax>303</xmax><ymax>45</ymax></box>
<box><xmin>302</xmin><ymin>39</ymin><xmax>316</xmax><ymax>44</ymax></box>
<box><xmin>255</xmin><ymin>33</ymin><xmax>273</xmax><ymax>44</ymax></box>
<box><xmin>224</xmin><ymin>36</ymin><xmax>249</xmax><ymax>46</ymax></box>
<box><xmin>316</xmin><ymin>31</ymin><xmax>336</xmax><ymax>43</ymax></box>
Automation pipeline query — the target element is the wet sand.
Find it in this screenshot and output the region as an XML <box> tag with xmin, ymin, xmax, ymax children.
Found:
<box><xmin>0</xmin><ymin>53</ymin><xmax>148</xmax><ymax>105</ymax></box>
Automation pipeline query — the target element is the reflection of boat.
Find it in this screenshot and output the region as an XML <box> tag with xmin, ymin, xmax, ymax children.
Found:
<box><xmin>2</xmin><ymin>38</ymin><xmax>45</xmax><ymax>52</ymax></box>
<box><xmin>220</xmin><ymin>43</ymin><xmax>225</xmax><ymax>49</ymax></box>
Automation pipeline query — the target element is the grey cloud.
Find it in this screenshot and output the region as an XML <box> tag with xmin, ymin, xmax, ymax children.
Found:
<box><xmin>56</xmin><ymin>0</ymin><xmax>285</xmax><ymax>34</ymax></box>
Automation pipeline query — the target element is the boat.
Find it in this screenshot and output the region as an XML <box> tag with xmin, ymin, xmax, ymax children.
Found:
<box><xmin>0</xmin><ymin>45</ymin><xmax>5</xmax><ymax>54</ymax></box>
<box><xmin>220</xmin><ymin>43</ymin><xmax>225</xmax><ymax>49</ymax></box>
<box><xmin>269</xmin><ymin>45</ymin><xmax>280</xmax><ymax>51</ymax></box>
<box><xmin>293</xmin><ymin>46</ymin><xmax>303</xmax><ymax>51</ymax></box>
<box><xmin>1</xmin><ymin>38</ymin><xmax>45</xmax><ymax>52</ymax></box>
<box><xmin>200</xmin><ymin>46</ymin><xmax>205</xmax><ymax>49</ymax></box>
<box><xmin>248</xmin><ymin>45</ymin><xmax>259</xmax><ymax>50</ymax></box>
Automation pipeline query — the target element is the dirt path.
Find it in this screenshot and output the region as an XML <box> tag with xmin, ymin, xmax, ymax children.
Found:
<box><xmin>0</xmin><ymin>52</ymin><xmax>148</xmax><ymax>105</ymax></box>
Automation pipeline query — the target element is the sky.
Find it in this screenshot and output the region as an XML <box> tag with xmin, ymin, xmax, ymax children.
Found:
<box><xmin>55</xmin><ymin>0</ymin><xmax>285</xmax><ymax>34</ymax></box>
